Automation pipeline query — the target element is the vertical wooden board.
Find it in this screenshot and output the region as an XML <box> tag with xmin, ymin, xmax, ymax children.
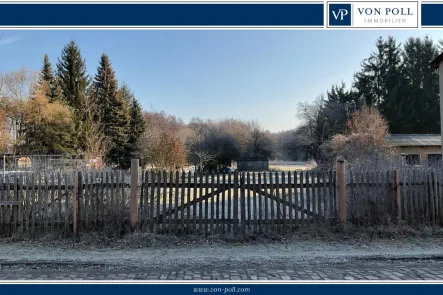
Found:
<box><xmin>294</xmin><ymin>171</ymin><xmax>299</xmax><ymax>228</ymax></box>
<box><xmin>84</xmin><ymin>172</ymin><xmax>89</xmax><ymax>229</ymax></box>
<box><xmin>25</xmin><ymin>174</ymin><xmax>31</xmax><ymax>233</ymax></box>
<box><xmin>275</xmin><ymin>172</ymin><xmax>281</xmax><ymax>232</ymax></box>
<box><xmin>174</xmin><ymin>171</ymin><xmax>179</xmax><ymax>234</ymax></box>
<box><xmin>216</xmin><ymin>172</ymin><xmax>220</xmax><ymax>233</ymax></box>
<box><xmin>115</xmin><ymin>171</ymin><xmax>121</xmax><ymax>226</ymax></box>
<box><xmin>222</xmin><ymin>172</ymin><xmax>226</xmax><ymax>234</ymax></box>
<box><xmin>187</xmin><ymin>171</ymin><xmax>192</xmax><ymax>233</ymax></box>
<box><xmin>167</xmin><ymin>171</ymin><xmax>172</xmax><ymax>233</ymax></box>
<box><xmin>240</xmin><ymin>172</ymin><xmax>246</xmax><ymax>235</ymax></box>
<box><xmin>37</xmin><ymin>174</ymin><xmax>43</xmax><ymax>233</ymax></box>
<box><xmin>0</xmin><ymin>176</ymin><xmax>3</xmax><ymax>233</ymax></box>
<box><xmin>210</xmin><ymin>171</ymin><xmax>215</xmax><ymax>234</ymax></box>
<box><xmin>418</xmin><ymin>169</ymin><xmax>424</xmax><ymax>223</ymax></box>
<box><xmin>155</xmin><ymin>171</ymin><xmax>162</xmax><ymax>233</ymax></box>
<box><xmin>305</xmin><ymin>171</ymin><xmax>311</xmax><ymax>225</ymax></box>
<box><xmin>193</xmin><ymin>171</ymin><xmax>198</xmax><ymax>232</ymax></box>
<box><xmin>312</xmin><ymin>171</ymin><xmax>317</xmax><ymax>224</ymax></box>
<box><xmin>227</xmin><ymin>172</ymin><xmax>232</xmax><ymax>233</ymax></box>
<box><xmin>317</xmin><ymin>171</ymin><xmax>322</xmax><ymax>225</ymax></box>
<box><xmin>287</xmin><ymin>172</ymin><xmax>292</xmax><ymax>231</ymax></box>
<box><xmin>327</xmin><ymin>171</ymin><xmax>333</xmax><ymax>224</ymax></box>
<box><xmin>148</xmin><ymin>171</ymin><xmax>154</xmax><ymax>232</ymax></box>
<box><xmin>51</xmin><ymin>173</ymin><xmax>56</xmax><ymax>233</ymax></box>
<box><xmin>181</xmin><ymin>171</ymin><xmax>186</xmax><ymax>232</ymax></box>
<box><xmin>252</xmin><ymin>172</ymin><xmax>257</xmax><ymax>233</ymax></box>
<box><xmin>258</xmin><ymin>172</ymin><xmax>263</xmax><ymax>233</ymax></box>
<box><xmin>42</xmin><ymin>172</ymin><xmax>50</xmax><ymax>233</ymax></box>
<box><xmin>429</xmin><ymin>171</ymin><xmax>436</xmax><ymax>225</ymax></box>
<box><xmin>121</xmin><ymin>171</ymin><xmax>126</xmax><ymax>226</ymax></box>
<box><xmin>110</xmin><ymin>171</ymin><xmax>115</xmax><ymax>221</ymax></box>
<box><xmin>434</xmin><ymin>169</ymin><xmax>440</xmax><ymax>224</ymax></box>
<box><xmin>439</xmin><ymin>169</ymin><xmax>443</xmax><ymax>225</ymax></box>
<box><xmin>233</xmin><ymin>171</ymin><xmax>239</xmax><ymax>235</ymax></box>
<box><xmin>424</xmin><ymin>169</ymin><xmax>430</xmax><ymax>225</ymax></box>
<box><xmin>322</xmin><ymin>171</ymin><xmax>327</xmax><ymax>225</ymax></box>
<box><xmin>57</xmin><ymin>173</ymin><xmax>62</xmax><ymax>231</ymax></box>
<box><xmin>163</xmin><ymin>171</ymin><xmax>168</xmax><ymax>232</ymax></box>
<box><xmin>64</xmin><ymin>173</ymin><xmax>69</xmax><ymax>233</ymax></box>
<box><xmin>281</xmin><ymin>172</ymin><xmax>287</xmax><ymax>233</ymax></box>
<box><xmin>204</xmin><ymin>172</ymin><xmax>209</xmax><ymax>235</ymax></box>
<box><xmin>274</xmin><ymin>172</ymin><xmax>281</xmax><ymax>232</ymax></box>
<box><xmin>199</xmin><ymin>171</ymin><xmax>203</xmax><ymax>233</ymax></box>
<box><xmin>300</xmin><ymin>171</ymin><xmax>305</xmax><ymax>226</ymax></box>
<box><xmin>247</xmin><ymin>172</ymin><xmax>251</xmax><ymax>233</ymax></box>
<box><xmin>100</xmin><ymin>172</ymin><xmax>105</xmax><ymax>226</ymax></box>
<box><xmin>408</xmin><ymin>168</ymin><xmax>414</xmax><ymax>223</ymax></box>
<box><xmin>269</xmin><ymin>172</ymin><xmax>274</xmax><ymax>232</ymax></box>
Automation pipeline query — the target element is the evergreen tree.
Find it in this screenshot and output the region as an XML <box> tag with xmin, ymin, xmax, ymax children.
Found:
<box><xmin>56</xmin><ymin>41</ymin><xmax>89</xmax><ymax>152</ymax></box>
<box><xmin>122</xmin><ymin>89</ymin><xmax>145</xmax><ymax>168</ymax></box>
<box><xmin>93</xmin><ymin>54</ymin><xmax>129</xmax><ymax>166</ymax></box>
<box><xmin>39</xmin><ymin>55</ymin><xmax>62</xmax><ymax>102</ymax></box>
<box><xmin>353</xmin><ymin>37</ymin><xmax>405</xmax><ymax>133</ymax></box>
<box><xmin>401</xmin><ymin>36</ymin><xmax>440</xmax><ymax>133</ymax></box>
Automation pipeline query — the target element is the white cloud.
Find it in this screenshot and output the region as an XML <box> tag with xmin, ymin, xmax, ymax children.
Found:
<box><xmin>0</xmin><ymin>34</ymin><xmax>23</xmax><ymax>45</ymax></box>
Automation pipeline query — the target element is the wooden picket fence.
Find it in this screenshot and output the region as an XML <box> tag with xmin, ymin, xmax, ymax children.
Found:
<box><xmin>1</xmin><ymin>160</ymin><xmax>443</xmax><ymax>237</ymax></box>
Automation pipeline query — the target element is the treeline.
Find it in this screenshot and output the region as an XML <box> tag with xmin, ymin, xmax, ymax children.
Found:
<box><xmin>0</xmin><ymin>41</ymin><xmax>145</xmax><ymax>168</ymax></box>
<box><xmin>290</xmin><ymin>36</ymin><xmax>443</xmax><ymax>165</ymax></box>
<box><xmin>138</xmin><ymin>113</ymin><xmax>275</xmax><ymax>171</ymax></box>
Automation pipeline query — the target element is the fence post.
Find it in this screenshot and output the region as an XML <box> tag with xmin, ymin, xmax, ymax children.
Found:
<box><xmin>396</xmin><ymin>168</ymin><xmax>402</xmax><ymax>222</ymax></box>
<box><xmin>73</xmin><ymin>171</ymin><xmax>80</xmax><ymax>235</ymax></box>
<box><xmin>130</xmin><ymin>159</ymin><xmax>139</xmax><ymax>231</ymax></box>
<box><xmin>337</xmin><ymin>157</ymin><xmax>346</xmax><ymax>224</ymax></box>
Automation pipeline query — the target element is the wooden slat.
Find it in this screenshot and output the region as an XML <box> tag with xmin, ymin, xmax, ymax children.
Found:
<box><xmin>439</xmin><ymin>169</ymin><xmax>443</xmax><ymax>225</ymax></box>
<box><xmin>294</xmin><ymin>171</ymin><xmax>299</xmax><ymax>229</ymax></box>
<box><xmin>312</xmin><ymin>171</ymin><xmax>317</xmax><ymax>224</ymax></box>
<box><xmin>210</xmin><ymin>172</ymin><xmax>215</xmax><ymax>233</ymax></box>
<box><xmin>233</xmin><ymin>171</ymin><xmax>239</xmax><ymax>235</ymax></box>
<box><xmin>221</xmin><ymin>172</ymin><xmax>226</xmax><ymax>234</ymax></box>
<box><xmin>163</xmin><ymin>171</ymin><xmax>168</xmax><ymax>232</ymax></box>
<box><xmin>247</xmin><ymin>172</ymin><xmax>251</xmax><ymax>233</ymax></box>
<box><xmin>174</xmin><ymin>171</ymin><xmax>179</xmax><ymax>234</ymax></box>
<box><xmin>166</xmin><ymin>171</ymin><xmax>172</xmax><ymax>233</ymax></box>
<box><xmin>51</xmin><ymin>173</ymin><xmax>56</xmax><ymax>233</ymax></box>
<box><xmin>275</xmin><ymin>172</ymin><xmax>281</xmax><ymax>233</ymax></box>
<box><xmin>317</xmin><ymin>171</ymin><xmax>321</xmax><ymax>225</ymax></box>
<box><xmin>281</xmin><ymin>172</ymin><xmax>287</xmax><ymax>233</ymax></box>
<box><xmin>179</xmin><ymin>171</ymin><xmax>186</xmax><ymax>233</ymax></box>
<box><xmin>269</xmin><ymin>172</ymin><xmax>274</xmax><ymax>231</ymax></box>
<box><xmin>186</xmin><ymin>171</ymin><xmax>192</xmax><ymax>233</ymax></box>
<box><xmin>64</xmin><ymin>173</ymin><xmax>69</xmax><ymax>233</ymax></box>
<box><xmin>430</xmin><ymin>170</ymin><xmax>436</xmax><ymax>225</ymax></box>
<box><xmin>216</xmin><ymin>172</ymin><xmax>220</xmax><ymax>233</ymax></box>
<box><xmin>252</xmin><ymin>172</ymin><xmax>257</xmax><ymax>233</ymax></box>
<box><xmin>193</xmin><ymin>171</ymin><xmax>198</xmax><ymax>233</ymax></box>
<box><xmin>322</xmin><ymin>171</ymin><xmax>327</xmax><ymax>225</ymax></box>
<box><xmin>227</xmin><ymin>172</ymin><xmax>232</xmax><ymax>234</ymax></box>
<box><xmin>327</xmin><ymin>171</ymin><xmax>333</xmax><ymax>225</ymax></box>
<box><xmin>148</xmin><ymin>171</ymin><xmax>154</xmax><ymax>232</ymax></box>
<box><xmin>204</xmin><ymin>172</ymin><xmax>209</xmax><ymax>235</ymax></box>
<box><xmin>305</xmin><ymin>171</ymin><xmax>311</xmax><ymax>225</ymax></box>
<box><xmin>199</xmin><ymin>171</ymin><xmax>203</xmax><ymax>233</ymax></box>
<box><xmin>287</xmin><ymin>172</ymin><xmax>292</xmax><ymax>231</ymax></box>
<box><xmin>240</xmin><ymin>172</ymin><xmax>246</xmax><ymax>235</ymax></box>
<box><xmin>36</xmin><ymin>173</ymin><xmax>42</xmax><ymax>233</ymax></box>
<box><xmin>300</xmin><ymin>171</ymin><xmax>305</xmax><ymax>226</ymax></box>
<box><xmin>258</xmin><ymin>172</ymin><xmax>263</xmax><ymax>233</ymax></box>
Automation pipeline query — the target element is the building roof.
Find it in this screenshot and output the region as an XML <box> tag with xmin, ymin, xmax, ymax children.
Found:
<box><xmin>430</xmin><ymin>52</ymin><xmax>443</xmax><ymax>69</ymax></box>
<box><xmin>386</xmin><ymin>134</ymin><xmax>441</xmax><ymax>147</ymax></box>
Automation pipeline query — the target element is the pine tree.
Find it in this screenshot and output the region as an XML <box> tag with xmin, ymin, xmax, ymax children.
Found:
<box><xmin>401</xmin><ymin>36</ymin><xmax>440</xmax><ymax>133</ymax></box>
<box><xmin>93</xmin><ymin>54</ymin><xmax>129</xmax><ymax>166</ymax></box>
<box><xmin>39</xmin><ymin>55</ymin><xmax>62</xmax><ymax>102</ymax></box>
<box><xmin>125</xmin><ymin>93</ymin><xmax>145</xmax><ymax>167</ymax></box>
<box><xmin>56</xmin><ymin>41</ymin><xmax>89</xmax><ymax>152</ymax></box>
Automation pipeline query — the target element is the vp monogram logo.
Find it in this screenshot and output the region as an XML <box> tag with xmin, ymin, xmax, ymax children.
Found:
<box><xmin>329</xmin><ymin>3</ymin><xmax>351</xmax><ymax>26</ymax></box>
<box><xmin>332</xmin><ymin>9</ymin><xmax>349</xmax><ymax>20</ymax></box>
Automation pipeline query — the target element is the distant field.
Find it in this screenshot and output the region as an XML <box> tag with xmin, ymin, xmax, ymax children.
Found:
<box><xmin>269</xmin><ymin>161</ymin><xmax>313</xmax><ymax>171</ymax></box>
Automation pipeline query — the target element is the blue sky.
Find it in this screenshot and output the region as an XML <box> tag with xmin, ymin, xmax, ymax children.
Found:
<box><xmin>1</xmin><ymin>30</ymin><xmax>442</xmax><ymax>132</ymax></box>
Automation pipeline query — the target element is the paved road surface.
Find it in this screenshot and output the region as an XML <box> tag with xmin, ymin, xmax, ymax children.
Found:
<box><xmin>1</xmin><ymin>260</ymin><xmax>443</xmax><ymax>280</ymax></box>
